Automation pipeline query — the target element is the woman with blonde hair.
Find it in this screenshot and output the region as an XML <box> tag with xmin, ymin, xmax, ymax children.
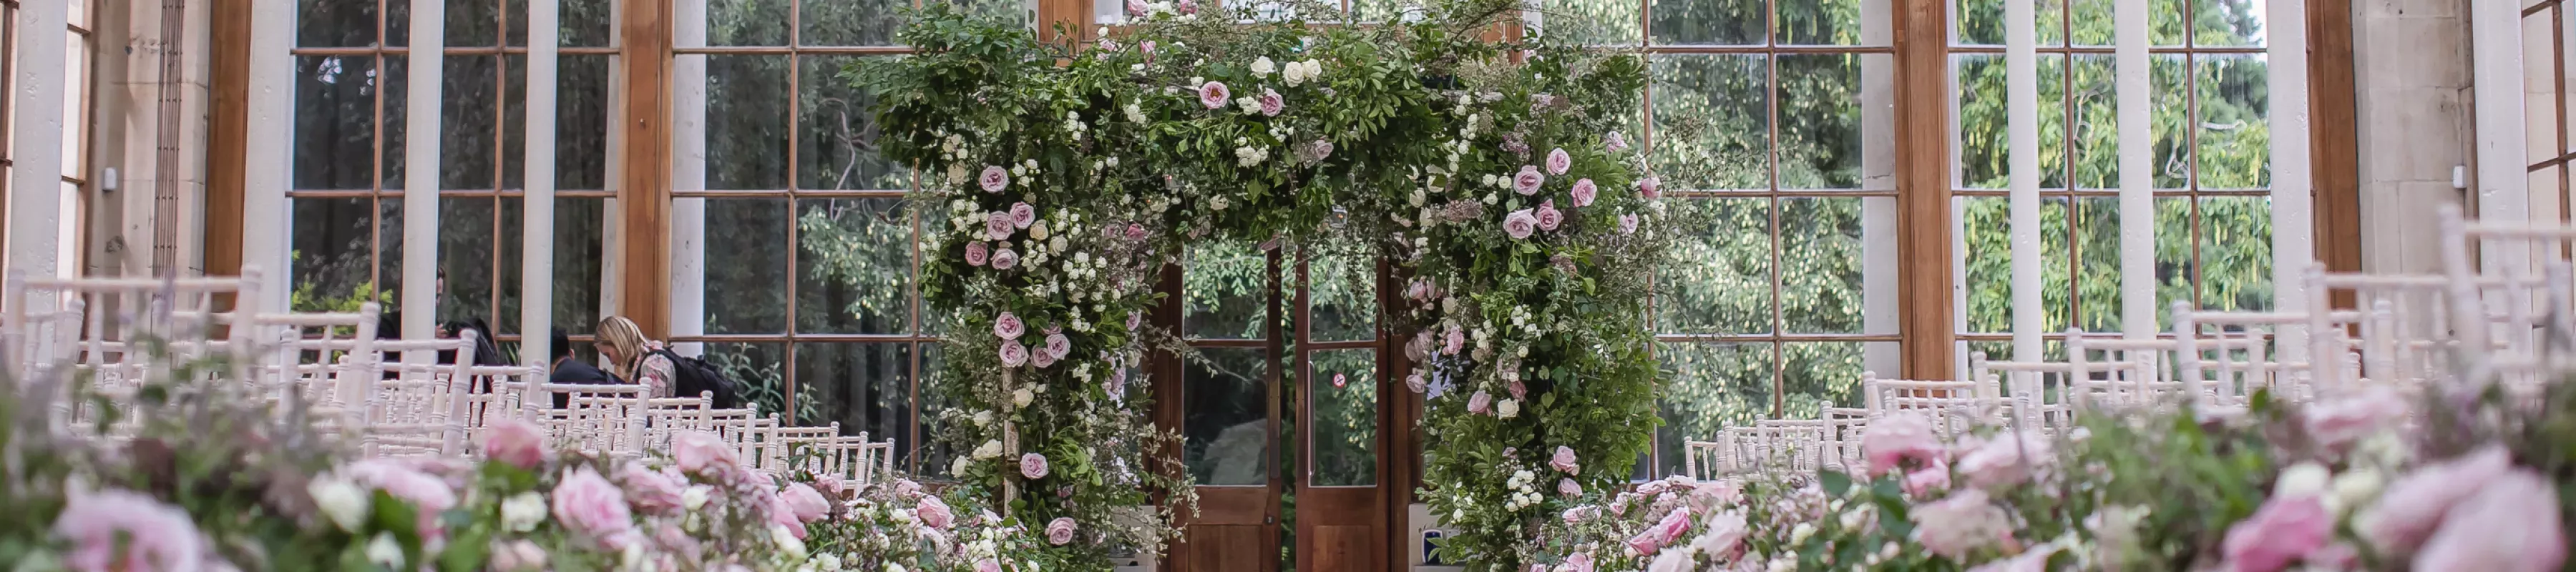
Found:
<box><xmin>594</xmin><ymin>316</ymin><xmax>675</xmax><ymax>398</ymax></box>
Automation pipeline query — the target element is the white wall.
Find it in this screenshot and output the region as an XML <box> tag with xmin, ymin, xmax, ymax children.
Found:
<box><xmin>2354</xmin><ymin>0</ymin><xmax>2474</xmax><ymax>274</ymax></box>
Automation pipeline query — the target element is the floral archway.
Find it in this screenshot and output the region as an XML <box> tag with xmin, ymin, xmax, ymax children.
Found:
<box><xmin>858</xmin><ymin>0</ymin><xmax>1672</xmax><ymax>568</ymax></box>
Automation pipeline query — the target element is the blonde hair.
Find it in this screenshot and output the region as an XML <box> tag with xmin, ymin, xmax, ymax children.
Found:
<box><xmin>595</xmin><ymin>316</ymin><xmax>650</xmax><ymax>381</ymax></box>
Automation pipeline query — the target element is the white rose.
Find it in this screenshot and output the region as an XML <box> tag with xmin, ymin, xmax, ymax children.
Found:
<box><xmin>950</xmin><ymin>456</ymin><xmax>974</xmax><ymax>477</ymax></box>
<box><xmin>975</xmin><ymin>440</ymin><xmax>1004</xmax><ymax>460</ymax></box>
<box><xmin>1014</xmin><ymin>388</ymin><xmax>1035</xmax><ymax>408</ymax></box>
<box><xmin>1497</xmin><ymin>399</ymin><xmax>1519</xmax><ymax>418</ymax></box>
<box><xmin>2329</xmin><ymin>468</ymin><xmax>2383</xmax><ymax>514</ymax></box>
<box><xmin>502</xmin><ymin>491</ymin><xmax>549</xmax><ymax>532</ymax></box>
<box><xmin>683</xmin><ymin>485</ymin><xmax>713</xmax><ymax>511</ymax></box>
<box><xmin>774</xmin><ymin>525</ymin><xmax>809</xmax><ymax>558</ymax></box>
<box><xmin>308</xmin><ymin>475</ymin><xmax>371</xmax><ymax>532</ymax></box>
<box><xmin>366</xmin><ymin>533</ymin><xmax>405</xmax><ymax>568</ymax></box>
<box><xmin>1251</xmin><ymin>56</ymin><xmax>1276</xmax><ymax>77</ymax></box>
<box><xmin>2274</xmin><ymin>462</ymin><xmax>2331</xmax><ymax>499</ymax></box>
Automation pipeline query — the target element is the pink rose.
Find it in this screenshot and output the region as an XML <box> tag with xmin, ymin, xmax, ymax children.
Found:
<box><xmin>1536</xmin><ymin>199</ymin><xmax>1563</xmax><ymax>231</ymax></box>
<box><xmin>1126</xmin><ymin>0</ymin><xmax>1146</xmax><ymax>16</ymax></box>
<box><xmin>2412</xmin><ymin>470</ymin><xmax>2565</xmax><ymax>572</ymax></box>
<box><xmin>1468</xmin><ymin>390</ymin><xmax>1493</xmax><ymax>415</ymax></box>
<box><xmin>1047</xmin><ymin>517</ymin><xmax>1078</xmax><ymax>546</ymax></box>
<box><xmin>2220</xmin><ymin>495</ymin><xmax>2333</xmax><ymax>572</ymax></box>
<box><xmin>1558</xmin><ymin>478</ymin><xmax>1583</xmax><ymax>497</ymax></box>
<box><xmin>965</xmin><ymin>242</ymin><xmax>990</xmax><ymax>266</ymax></box>
<box><xmin>1126</xmin><ymin>222</ymin><xmax>1148</xmax><ymax>241</ymax></box>
<box><xmin>1559</xmin><ymin>552</ymin><xmax>1595</xmax><ymax>572</ymax></box>
<box><xmin>1044</xmin><ymin>332</ymin><xmax>1072</xmax><ymax>358</ymax></box>
<box><xmin>1955</xmin><ymin>433</ymin><xmax>2050</xmax><ymax>489</ymax></box>
<box><xmin>1443</xmin><ymin>327</ymin><xmax>1465</xmax><ymax>355</ymax></box>
<box><xmin>619</xmin><ymin>463</ymin><xmax>686</xmax><ymax>513</ymax></box>
<box><xmin>1861</xmin><ymin>413</ymin><xmax>1943</xmax><ymax>477</ymax></box>
<box><xmin>1903</xmin><ymin>461</ymin><xmax>1953</xmax><ymax>495</ymax></box>
<box><xmin>482</xmin><ymin>419</ymin><xmax>550</xmax><ymax>469</ymax></box>
<box><xmin>767</xmin><ymin>494</ymin><xmax>808</xmax><ymax>539</ymax></box>
<box><xmin>1405</xmin><ymin>279</ymin><xmax>1433</xmax><ymax>301</ymax></box>
<box><xmin>493</xmin><ymin>539</ymin><xmax>550</xmax><ymax>571</ymax></box>
<box><xmin>1551</xmin><ymin>446</ymin><xmax>1580</xmax><ymax>475</ymax></box>
<box><xmin>2304</xmin><ymin>386</ymin><xmax>2407</xmax><ymax>450</ymax></box>
<box><xmin>1198</xmin><ymin>82</ymin><xmax>1231</xmax><ymax>109</ymax></box>
<box><xmin>1000</xmin><ymin>342</ymin><xmax>1030</xmax><ymax>368</ymax></box>
<box><xmin>893</xmin><ymin>479</ymin><xmax>924</xmax><ymax>499</ymax></box>
<box><xmin>1571</xmin><ymin>178</ymin><xmax>1597</xmax><ymax>207</ymax></box>
<box><xmin>1562</xmin><ymin>506</ymin><xmax>1596</xmax><ymax>524</ymax></box>
<box><xmin>1911</xmin><ymin>489</ymin><xmax>2012</xmax><ymax>558</ymax></box>
<box><xmin>1604</xmin><ymin>132</ymin><xmax>1629</xmax><ymax>152</ymax></box>
<box><xmin>1032</xmin><ymin>348</ymin><xmax>1058</xmax><ymax>368</ymax></box>
<box><xmin>980</xmin><ymin>166</ymin><xmax>1008</xmax><ymax>192</ymax></box>
<box><xmin>1176</xmin><ymin>0</ymin><xmax>1196</xmax><ymax>13</ymax></box>
<box><xmin>991</xmin><ymin>248</ymin><xmax>1020</xmax><ymax>270</ymax></box>
<box><xmin>1021</xmin><ymin>453</ymin><xmax>1052</xmax><ymax>479</ymax></box>
<box><xmin>1503</xmin><ymin>209</ymin><xmax>1539</xmax><ymax>240</ymax></box>
<box><xmin>1010</xmin><ymin>202</ymin><xmax>1037</xmax><ymax>229</ymax></box>
<box><xmin>345</xmin><ymin>459</ymin><xmax>459</xmax><ymax>515</ymax></box>
<box><xmin>985</xmin><ymin>211</ymin><xmax>1015</xmax><ymax>240</ymax></box>
<box><xmin>1619</xmin><ymin>214</ymin><xmax>1639</xmax><ymax>235</ymax></box>
<box><xmin>2363</xmin><ymin>445</ymin><xmax>2515</xmax><ymax>553</ymax></box>
<box><xmin>1258</xmin><ymin>89</ymin><xmax>1284</xmax><ymax>117</ymax></box>
<box><xmin>994</xmin><ymin>312</ymin><xmax>1026</xmax><ymax>340</ymax></box>
<box><xmin>1309</xmin><ymin>139</ymin><xmax>1335</xmax><ymax>161</ymax></box>
<box><xmin>1514</xmin><ymin>165</ymin><xmax>1546</xmax><ymax>195</ymax></box>
<box><xmin>1638</xmin><ymin>176</ymin><xmax>1661</xmax><ymax>198</ymax></box>
<box><xmin>53</xmin><ymin>488</ymin><xmax>205</xmax><ymax>572</ymax></box>
<box><xmin>976</xmin><ymin>559</ymin><xmax>1003</xmax><ymax>572</ymax></box>
<box><xmin>1546</xmin><ymin>147</ymin><xmax>1572</xmax><ymax>174</ymax></box>
<box><xmin>1405</xmin><ymin>373</ymin><xmax>1426</xmax><ymax>393</ymax></box>
<box><xmin>1695</xmin><ymin>511</ymin><xmax>1750</xmax><ymax>560</ymax></box>
<box><xmin>1141</xmin><ymin>41</ymin><xmax>1156</xmax><ymax>56</ymax></box>
<box><xmin>552</xmin><ymin>466</ymin><xmax>635</xmax><ymax>538</ymax></box>
<box><xmin>674</xmin><ymin>431</ymin><xmax>740</xmax><ymax>475</ymax></box>
<box><xmin>781</xmin><ymin>483</ymin><xmax>830</xmax><ymax>523</ymax></box>
<box><xmin>917</xmin><ymin>495</ymin><xmax>955</xmax><ymax>530</ymax></box>
<box><xmin>1508</xmin><ymin>379</ymin><xmax>1528</xmax><ymax>400</ymax></box>
<box><xmin>1626</xmin><ymin>507</ymin><xmax>1691</xmax><ymax>555</ymax></box>
<box><xmin>1128</xmin><ymin>311</ymin><xmax>1145</xmax><ymax>332</ymax></box>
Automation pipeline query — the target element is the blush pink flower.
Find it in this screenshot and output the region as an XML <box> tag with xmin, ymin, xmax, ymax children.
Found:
<box><xmin>1198</xmin><ymin>82</ymin><xmax>1231</xmax><ymax>109</ymax></box>
<box><xmin>1626</xmin><ymin>507</ymin><xmax>1692</xmax><ymax>556</ymax></box>
<box><xmin>618</xmin><ymin>463</ymin><xmax>686</xmax><ymax>514</ymax></box>
<box><xmin>1693</xmin><ymin>511</ymin><xmax>1750</xmax><ymax>561</ymax></box>
<box><xmin>673</xmin><ymin>430</ymin><xmax>741</xmax><ymax>476</ymax></box>
<box><xmin>1536</xmin><ymin>199</ymin><xmax>1563</xmax><ymax>231</ymax></box>
<box><xmin>985</xmin><ymin>211</ymin><xmax>1015</xmax><ymax>241</ymax></box>
<box><xmin>2305</xmin><ymin>386</ymin><xmax>2408</xmax><ymax>450</ymax></box>
<box><xmin>2412</xmin><ymin>469</ymin><xmax>2565</xmax><ymax>572</ymax></box>
<box><xmin>767</xmin><ymin>494</ymin><xmax>808</xmax><ymax>539</ymax></box>
<box><xmin>991</xmin><ymin>248</ymin><xmax>1020</xmax><ymax>270</ymax></box>
<box><xmin>1468</xmin><ymin>390</ymin><xmax>1494</xmax><ymax>415</ymax></box>
<box><xmin>994</xmin><ymin>312</ymin><xmax>1026</xmax><ymax>340</ymax></box>
<box><xmin>1546</xmin><ymin>148</ymin><xmax>1573</xmax><ymax>175</ymax></box>
<box><xmin>1911</xmin><ymin>489</ymin><xmax>2012</xmax><ymax>558</ymax></box>
<box><xmin>1127</xmin><ymin>222</ymin><xmax>1148</xmax><ymax>241</ymax></box>
<box><xmin>1514</xmin><ymin>165</ymin><xmax>1546</xmax><ymax>195</ymax></box>
<box><xmin>1862</xmin><ymin>412</ymin><xmax>1943</xmax><ymax>477</ymax></box>
<box><xmin>53</xmin><ymin>488</ymin><xmax>205</xmax><ymax>572</ymax></box>
<box><xmin>1558</xmin><ymin>478</ymin><xmax>1584</xmax><ymax>497</ymax></box>
<box><xmin>1176</xmin><ymin>0</ymin><xmax>1197</xmax><ymax>14</ymax></box>
<box><xmin>1405</xmin><ymin>373</ymin><xmax>1427</xmax><ymax>393</ymax></box>
<box><xmin>345</xmin><ymin>459</ymin><xmax>459</xmax><ymax>516</ymax></box>
<box><xmin>1047</xmin><ymin>517</ymin><xmax>1079</xmax><ymax>546</ymax></box>
<box><xmin>979</xmin><ymin>166</ymin><xmax>1008</xmax><ymax>192</ymax></box>
<box><xmin>1009</xmin><ymin>202</ymin><xmax>1038</xmax><ymax>229</ymax></box>
<box><xmin>1503</xmin><ymin>209</ymin><xmax>1540</xmax><ymax>240</ymax></box>
<box><xmin>1619</xmin><ymin>214</ymin><xmax>1639</xmax><ymax>235</ymax></box>
<box><xmin>976</xmin><ymin>559</ymin><xmax>1003</xmax><ymax>572</ymax></box>
<box><xmin>781</xmin><ymin>483</ymin><xmax>830</xmax><ymax>523</ymax></box>
<box><xmin>1558</xmin><ymin>552</ymin><xmax>1596</xmax><ymax>572</ymax></box>
<box><xmin>1258</xmin><ymin>89</ymin><xmax>1284</xmax><ymax>117</ymax></box>
<box><xmin>1604</xmin><ymin>132</ymin><xmax>1629</xmax><ymax>153</ymax></box>
<box><xmin>1126</xmin><ymin>0</ymin><xmax>1147</xmax><ymax>15</ymax></box>
<box><xmin>1571</xmin><ymin>179</ymin><xmax>1597</xmax><ymax>207</ymax></box>
<box><xmin>1956</xmin><ymin>433</ymin><xmax>2050</xmax><ymax>489</ymax></box>
<box><xmin>1638</xmin><ymin>176</ymin><xmax>1662</xmax><ymax>199</ymax></box>
<box><xmin>2220</xmin><ymin>495</ymin><xmax>2333</xmax><ymax>572</ymax></box>
<box><xmin>1551</xmin><ymin>446</ymin><xmax>1581</xmax><ymax>475</ymax></box>
<box><xmin>482</xmin><ymin>419</ymin><xmax>550</xmax><ymax>469</ymax></box>
<box><xmin>1508</xmin><ymin>380</ymin><xmax>1528</xmax><ymax>400</ymax></box>
<box><xmin>1032</xmin><ymin>348</ymin><xmax>1058</xmax><ymax>368</ymax></box>
<box><xmin>965</xmin><ymin>242</ymin><xmax>990</xmax><ymax>266</ymax></box>
<box><xmin>1000</xmin><ymin>342</ymin><xmax>1030</xmax><ymax>368</ymax></box>
<box><xmin>552</xmin><ymin>466</ymin><xmax>635</xmax><ymax>539</ymax></box>
<box><xmin>1044</xmin><ymin>332</ymin><xmax>1073</xmax><ymax>358</ymax></box>
<box><xmin>1443</xmin><ymin>327</ymin><xmax>1466</xmax><ymax>355</ymax></box>
<box><xmin>2362</xmin><ymin>445</ymin><xmax>2515</xmax><ymax>553</ymax></box>
<box><xmin>1021</xmin><ymin>453</ymin><xmax>1052</xmax><ymax>480</ymax></box>
<box><xmin>917</xmin><ymin>495</ymin><xmax>955</xmax><ymax>530</ymax></box>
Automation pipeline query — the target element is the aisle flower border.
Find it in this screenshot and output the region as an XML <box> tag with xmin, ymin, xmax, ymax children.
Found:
<box><xmin>857</xmin><ymin>0</ymin><xmax>1668</xmax><ymax>568</ymax></box>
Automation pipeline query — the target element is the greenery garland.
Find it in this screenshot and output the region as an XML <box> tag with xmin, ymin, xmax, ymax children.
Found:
<box><xmin>856</xmin><ymin>1</ymin><xmax>1669</xmax><ymax>568</ymax></box>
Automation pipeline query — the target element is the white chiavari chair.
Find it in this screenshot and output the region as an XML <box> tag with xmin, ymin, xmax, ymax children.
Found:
<box><xmin>1860</xmin><ymin>371</ymin><xmax>1998</xmax><ymax>438</ymax></box>
<box><xmin>1973</xmin><ymin>357</ymin><xmax>2078</xmax><ymax>435</ymax></box>
<box><xmin>763</xmin><ymin>423</ymin><xmax>844</xmax><ymax>473</ymax></box>
<box><xmin>1682</xmin><ymin>438</ymin><xmax>1728</xmax><ymax>481</ymax></box>
<box><xmin>359</xmin><ymin>334</ymin><xmax>481</xmax><ymax>458</ymax></box>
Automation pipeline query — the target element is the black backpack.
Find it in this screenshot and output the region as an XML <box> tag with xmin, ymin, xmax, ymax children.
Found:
<box><xmin>652</xmin><ymin>348</ymin><xmax>742</xmax><ymax>410</ymax></box>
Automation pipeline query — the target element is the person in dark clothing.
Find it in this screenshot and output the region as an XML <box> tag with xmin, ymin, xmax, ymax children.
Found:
<box><xmin>440</xmin><ymin>320</ymin><xmax>511</xmax><ymax>367</ymax></box>
<box><xmin>548</xmin><ymin>330</ymin><xmax>618</xmax><ymax>385</ymax></box>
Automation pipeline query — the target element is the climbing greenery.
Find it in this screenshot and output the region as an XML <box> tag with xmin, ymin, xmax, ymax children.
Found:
<box><xmin>854</xmin><ymin>0</ymin><xmax>1671</xmax><ymax>568</ymax></box>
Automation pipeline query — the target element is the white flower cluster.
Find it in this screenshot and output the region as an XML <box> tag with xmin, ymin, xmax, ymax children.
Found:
<box><xmin>1063</xmin><ymin>111</ymin><xmax>1088</xmax><ymax>141</ymax></box>
<box><xmin>1280</xmin><ymin>59</ymin><xmax>1324</xmax><ymax>87</ymax></box>
<box><xmin>1234</xmin><ymin>137</ymin><xmax>1269</xmax><ymax>167</ymax></box>
<box><xmin>1505</xmin><ymin>468</ymin><xmax>1544</xmax><ymax>511</ymax></box>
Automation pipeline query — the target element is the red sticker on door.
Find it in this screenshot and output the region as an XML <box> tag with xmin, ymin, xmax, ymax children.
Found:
<box><xmin>1332</xmin><ymin>373</ymin><xmax>1347</xmax><ymax>388</ymax></box>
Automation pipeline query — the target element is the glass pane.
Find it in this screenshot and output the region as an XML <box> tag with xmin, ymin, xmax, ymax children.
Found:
<box><xmin>289</xmin><ymin>197</ymin><xmax>399</xmax><ymax>311</ymax></box>
<box><xmin>1306</xmin><ymin>249</ymin><xmax>1375</xmax><ymax>342</ymax></box>
<box><xmin>497</xmin><ymin>197</ymin><xmax>608</xmax><ymax>335</ymax></box>
<box><xmin>563</xmin><ymin>0</ymin><xmax>615</xmax><ymax>46</ymax></box>
<box><xmin>1652</xmin><ymin>54</ymin><xmax>1770</xmax><ymax>191</ymax></box>
<box><xmin>2195</xmin><ymin>54</ymin><xmax>2271</xmax><ymax>189</ymax></box>
<box><xmin>705</xmin><ymin>198</ymin><xmax>791</xmax><ymax>333</ymax></box>
<box><xmin>382</xmin><ymin>56</ymin><xmax>413</xmax><ymax>190</ymax></box>
<box><xmin>1954</xmin><ymin>53</ymin><xmax>2069</xmax><ymax>189</ymax></box>
<box><xmin>436</xmin><ymin>197</ymin><xmax>501</xmax><ymax>325</ymax></box>
<box><xmin>1309</xmin><ymin>348</ymin><xmax>1377</xmax><ymax>486</ymax></box>
<box><xmin>1780</xmin><ymin>341</ymin><xmax>1883</xmax><ymax>417</ymax></box>
<box><xmin>1952</xmin><ymin>0</ymin><xmax>2064</xmax><ymax>46</ymax></box>
<box><xmin>1186</xmin><ymin>347</ymin><xmax>1270</xmax><ymax>486</ymax></box>
<box><xmin>1775</xmin><ymin>54</ymin><xmax>1890</xmax><ymax>190</ymax></box>
<box><xmin>2155</xmin><ymin>196</ymin><xmax>2193</xmax><ymax>327</ymax></box>
<box><xmin>705</xmin><ymin>342</ymin><xmax>790</xmax><ymax>417</ymax></box>
<box><xmin>1657</xmin><ymin>197</ymin><xmax>1772</xmax><ymax>335</ymax></box>
<box><xmin>449</xmin><ymin>0</ymin><xmax>498</xmax><ymax>46</ymax></box>
<box><xmin>799</xmin><ymin>342</ymin><xmax>914</xmax><ymax>469</ymax></box>
<box><xmin>2195</xmin><ymin>196</ymin><xmax>2273</xmax><ymax>311</ymax></box>
<box><xmin>298</xmin><ymin>0</ymin><xmax>382</xmax><ymax>48</ymax></box>
<box><xmin>2069</xmin><ymin>54</ymin><xmax>2194</xmax><ymax>190</ymax></box>
<box><xmin>799</xmin><ymin>56</ymin><xmax>912</xmax><ymax>192</ymax></box>
<box><xmin>804</xmin><ymin>0</ymin><xmax>909</xmax><ymax>46</ymax></box>
<box><xmin>2070</xmin><ymin>197</ymin><xmax>2127</xmax><ymax>332</ymax></box>
<box><xmin>387</xmin><ymin>0</ymin><xmax>412</xmax><ymax>46</ymax></box>
<box><xmin>709</xmin><ymin>0</ymin><xmax>791</xmax><ymax>46</ymax></box>
<box><xmin>919</xmin><ymin>342</ymin><xmax>955</xmax><ymax>478</ymax></box>
<box><xmin>1553</xmin><ymin>0</ymin><xmax>1643</xmax><ymax>46</ymax></box>
<box><xmin>704</xmin><ymin>55</ymin><xmax>791</xmax><ymax>190</ymax></box>
<box><xmin>1956</xmin><ymin>197</ymin><xmax>2071</xmax><ymax>332</ymax></box>
<box><xmin>1657</xmin><ymin>341</ymin><xmax>1772</xmax><ymax>476</ymax></box>
<box><xmin>797</xmin><ymin>198</ymin><xmax>915</xmax><ymax>334</ymax></box>
<box><xmin>502</xmin><ymin>54</ymin><xmax>531</xmax><ymax>191</ymax></box>
<box><xmin>1185</xmin><ymin>241</ymin><xmax>1269</xmax><ymax>340</ymax></box>
<box><xmin>2192</xmin><ymin>0</ymin><xmax>2263</xmax><ymax>46</ymax></box>
<box><xmin>1651</xmin><ymin>0</ymin><xmax>1764</xmax><ymax>45</ymax></box>
<box><xmin>1780</xmin><ymin>197</ymin><xmax>1869</xmax><ymax>333</ymax></box>
<box><xmin>1777</xmin><ymin>0</ymin><xmax>1874</xmax><ymax>45</ymax></box>
<box><xmin>293</xmin><ymin>56</ymin><xmax>391</xmax><ymax>191</ymax></box>
<box><xmin>441</xmin><ymin>56</ymin><xmax>502</xmax><ymax>190</ymax></box>
<box><xmin>557</xmin><ymin>56</ymin><xmax>613</xmax><ymax>189</ymax></box>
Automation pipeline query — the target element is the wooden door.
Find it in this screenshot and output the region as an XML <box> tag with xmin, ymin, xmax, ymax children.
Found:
<box><xmin>1292</xmin><ymin>251</ymin><xmax>1393</xmax><ymax>571</ymax></box>
<box><xmin>1156</xmin><ymin>243</ymin><xmax>1284</xmax><ymax>572</ymax></box>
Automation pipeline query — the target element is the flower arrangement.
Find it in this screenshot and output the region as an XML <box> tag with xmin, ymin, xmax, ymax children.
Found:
<box><xmin>855</xmin><ymin>0</ymin><xmax>1664</xmax><ymax>567</ymax></box>
<box><xmin>1525</xmin><ymin>379</ymin><xmax>2576</xmax><ymax>572</ymax></box>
